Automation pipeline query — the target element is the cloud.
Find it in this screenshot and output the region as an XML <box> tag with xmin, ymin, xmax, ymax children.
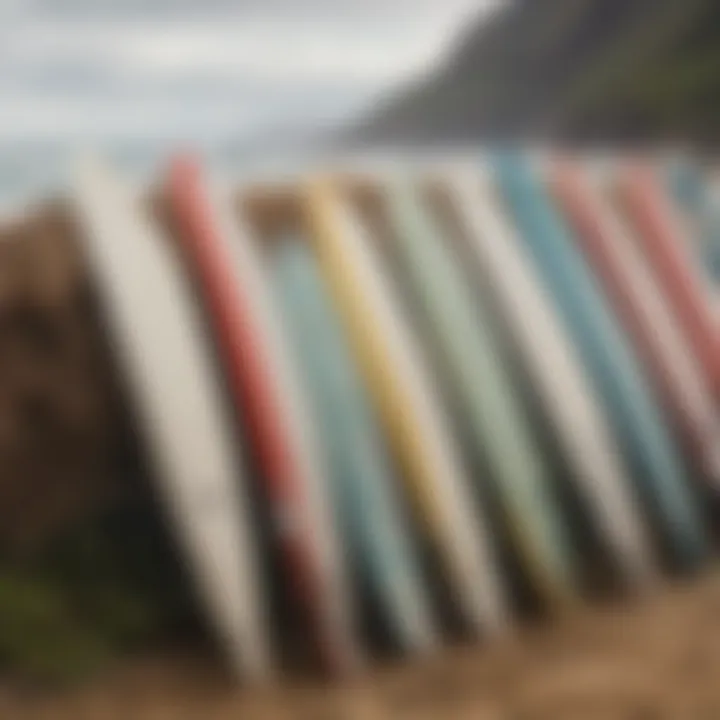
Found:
<box><xmin>0</xmin><ymin>93</ymin><xmax>290</xmax><ymax>141</ymax></box>
<box><xmin>3</xmin><ymin>17</ymin><xmax>468</xmax><ymax>86</ymax></box>
<box><xmin>21</xmin><ymin>0</ymin><xmax>488</xmax><ymax>22</ymax></box>
<box><xmin>0</xmin><ymin>2</ymin><xmax>499</xmax><ymax>144</ymax></box>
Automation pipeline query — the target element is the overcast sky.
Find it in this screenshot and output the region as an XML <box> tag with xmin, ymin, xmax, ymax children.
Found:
<box><xmin>0</xmin><ymin>0</ymin><xmax>498</xmax><ymax>146</ymax></box>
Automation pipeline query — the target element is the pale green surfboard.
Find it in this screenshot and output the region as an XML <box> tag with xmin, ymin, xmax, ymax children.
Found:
<box><xmin>380</xmin><ymin>178</ymin><xmax>577</xmax><ymax>605</ymax></box>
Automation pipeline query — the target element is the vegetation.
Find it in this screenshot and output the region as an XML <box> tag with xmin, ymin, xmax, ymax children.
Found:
<box><xmin>356</xmin><ymin>0</ymin><xmax>720</xmax><ymax>145</ymax></box>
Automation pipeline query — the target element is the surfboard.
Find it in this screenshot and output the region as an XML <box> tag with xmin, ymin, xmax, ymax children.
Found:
<box><xmin>71</xmin><ymin>158</ymin><xmax>270</xmax><ymax>680</ymax></box>
<box><xmin>552</xmin><ymin>160</ymin><xmax>720</xmax><ymax>490</ymax></box>
<box><xmin>270</xmin><ymin>239</ymin><xmax>436</xmax><ymax>653</ymax></box>
<box><xmin>494</xmin><ymin>152</ymin><xmax>709</xmax><ymax>569</ymax></box>
<box><xmin>304</xmin><ymin>177</ymin><xmax>506</xmax><ymax>634</ymax></box>
<box><xmin>439</xmin><ymin>166</ymin><xmax>656</xmax><ymax>588</ymax></box>
<box><xmin>380</xmin><ymin>178</ymin><xmax>575</xmax><ymax>605</ymax></box>
<box><xmin>665</xmin><ymin>159</ymin><xmax>720</xmax><ymax>282</ymax></box>
<box><xmin>702</xmin><ymin>172</ymin><xmax>720</xmax><ymax>273</ymax></box>
<box><xmin>665</xmin><ymin>162</ymin><xmax>720</xmax><ymax>328</ymax></box>
<box><xmin>615</xmin><ymin>163</ymin><xmax>720</xmax><ymax>405</ymax></box>
<box><xmin>164</xmin><ymin>156</ymin><xmax>359</xmax><ymax>675</ymax></box>
<box><xmin>696</xmin><ymin>174</ymin><xmax>720</xmax><ymax>324</ymax></box>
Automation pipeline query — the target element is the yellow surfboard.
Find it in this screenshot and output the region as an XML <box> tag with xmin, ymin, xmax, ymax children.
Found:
<box><xmin>303</xmin><ymin>177</ymin><xmax>506</xmax><ymax>633</ymax></box>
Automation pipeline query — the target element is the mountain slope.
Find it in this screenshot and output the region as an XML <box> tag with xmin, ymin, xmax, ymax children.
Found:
<box><xmin>355</xmin><ymin>0</ymin><xmax>720</xmax><ymax>144</ymax></box>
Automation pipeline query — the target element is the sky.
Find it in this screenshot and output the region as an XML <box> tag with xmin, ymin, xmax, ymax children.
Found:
<box><xmin>0</xmin><ymin>0</ymin><xmax>498</xmax><ymax>199</ymax></box>
<box><xmin>0</xmin><ymin>0</ymin><xmax>497</xmax><ymax>142</ymax></box>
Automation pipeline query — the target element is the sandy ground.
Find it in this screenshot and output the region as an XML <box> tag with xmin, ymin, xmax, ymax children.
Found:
<box><xmin>2</xmin><ymin>571</ymin><xmax>719</xmax><ymax>719</ymax></box>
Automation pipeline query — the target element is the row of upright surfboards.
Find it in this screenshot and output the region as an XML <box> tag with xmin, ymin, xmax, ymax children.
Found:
<box><xmin>70</xmin><ymin>151</ymin><xmax>720</xmax><ymax>682</ymax></box>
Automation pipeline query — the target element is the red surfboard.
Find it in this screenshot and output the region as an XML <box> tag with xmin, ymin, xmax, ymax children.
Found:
<box><xmin>615</xmin><ymin>163</ymin><xmax>720</xmax><ymax>404</ymax></box>
<box><xmin>552</xmin><ymin>160</ymin><xmax>720</xmax><ymax>486</ymax></box>
<box><xmin>163</xmin><ymin>155</ymin><xmax>358</xmax><ymax>675</ymax></box>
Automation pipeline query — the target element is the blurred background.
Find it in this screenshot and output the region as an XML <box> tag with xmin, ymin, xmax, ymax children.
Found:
<box><xmin>0</xmin><ymin>0</ymin><xmax>495</xmax><ymax>207</ymax></box>
<box><xmin>5</xmin><ymin>0</ymin><xmax>720</xmax><ymax>203</ymax></box>
<box><xmin>5</xmin><ymin>0</ymin><xmax>719</xmax><ymax>209</ymax></box>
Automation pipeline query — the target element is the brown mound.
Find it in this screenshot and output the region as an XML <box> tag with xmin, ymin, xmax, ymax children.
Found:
<box><xmin>0</xmin><ymin>202</ymin><xmax>133</xmax><ymax>554</ymax></box>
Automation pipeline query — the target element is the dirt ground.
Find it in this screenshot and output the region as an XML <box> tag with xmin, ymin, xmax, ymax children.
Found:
<box><xmin>1</xmin><ymin>571</ymin><xmax>718</xmax><ymax>719</ymax></box>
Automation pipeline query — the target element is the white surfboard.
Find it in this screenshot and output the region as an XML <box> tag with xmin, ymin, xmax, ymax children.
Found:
<box><xmin>305</xmin><ymin>178</ymin><xmax>507</xmax><ymax>633</ymax></box>
<box><xmin>440</xmin><ymin>166</ymin><xmax>657</xmax><ymax>588</ymax></box>
<box><xmin>71</xmin><ymin>159</ymin><xmax>271</xmax><ymax>680</ymax></box>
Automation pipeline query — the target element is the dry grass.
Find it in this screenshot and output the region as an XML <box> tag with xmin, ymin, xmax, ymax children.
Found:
<box><xmin>2</xmin><ymin>571</ymin><xmax>719</xmax><ymax>719</ymax></box>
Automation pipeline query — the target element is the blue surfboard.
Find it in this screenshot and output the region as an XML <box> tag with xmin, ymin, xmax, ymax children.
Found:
<box><xmin>494</xmin><ymin>153</ymin><xmax>709</xmax><ymax>569</ymax></box>
<box><xmin>666</xmin><ymin>160</ymin><xmax>720</xmax><ymax>282</ymax></box>
<box><xmin>271</xmin><ymin>238</ymin><xmax>436</xmax><ymax>653</ymax></box>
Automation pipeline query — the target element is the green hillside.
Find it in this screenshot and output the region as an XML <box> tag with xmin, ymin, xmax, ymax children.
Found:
<box><xmin>356</xmin><ymin>0</ymin><xmax>720</xmax><ymax>145</ymax></box>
